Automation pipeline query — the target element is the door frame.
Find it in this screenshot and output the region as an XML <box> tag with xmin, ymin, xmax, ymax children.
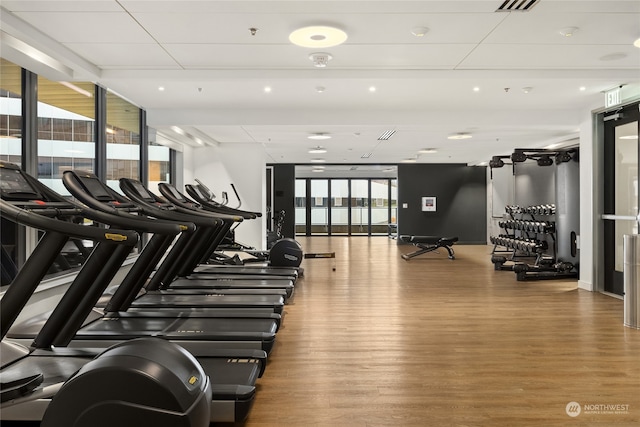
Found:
<box><xmin>601</xmin><ymin>102</ymin><xmax>640</xmax><ymax>295</ymax></box>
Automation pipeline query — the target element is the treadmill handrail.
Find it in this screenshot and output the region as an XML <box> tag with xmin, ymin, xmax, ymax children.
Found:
<box><xmin>62</xmin><ymin>170</ymin><xmax>194</xmax><ymax>235</ymax></box>
<box><xmin>158</xmin><ymin>183</ymin><xmax>244</xmax><ymax>223</ymax></box>
<box><xmin>0</xmin><ymin>200</ymin><xmax>139</xmax><ymax>244</ymax></box>
<box><xmin>119</xmin><ymin>178</ymin><xmax>218</xmax><ymax>228</ymax></box>
<box><xmin>185</xmin><ymin>184</ymin><xmax>258</xmax><ymax>219</ymax></box>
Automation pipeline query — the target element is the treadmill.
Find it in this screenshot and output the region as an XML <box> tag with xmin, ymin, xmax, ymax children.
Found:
<box><xmin>156</xmin><ymin>181</ymin><xmax>301</xmax><ymax>279</ymax></box>
<box><xmin>185</xmin><ymin>180</ymin><xmax>303</xmax><ymax>274</ymax></box>
<box><xmin>0</xmin><ymin>162</ymin><xmax>272</xmax><ymax>422</ymax></box>
<box><xmin>61</xmin><ymin>170</ymin><xmax>286</xmax><ymax>311</ymax></box>
<box><xmin>117</xmin><ymin>177</ymin><xmax>296</xmax><ymax>299</ymax></box>
<box><xmin>3</xmin><ymin>164</ymin><xmax>279</xmax><ymax>354</ymax></box>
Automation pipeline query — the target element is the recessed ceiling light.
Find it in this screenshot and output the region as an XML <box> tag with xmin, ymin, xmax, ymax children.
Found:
<box><xmin>447</xmin><ymin>133</ymin><xmax>472</xmax><ymax>140</ymax></box>
<box><xmin>310</xmin><ymin>158</ymin><xmax>326</xmax><ymax>163</ymax></box>
<box><xmin>473</xmin><ymin>87</ymin><xmax>480</xmax><ymax>92</ymax></box>
<box><xmin>619</xmin><ymin>135</ymin><xmax>638</xmax><ymax>140</ymax></box>
<box><xmin>308</xmin><ymin>133</ymin><xmax>331</xmax><ymax>140</ymax></box>
<box><xmin>418</xmin><ymin>148</ymin><xmax>438</xmax><ymax>154</ymax></box>
<box><xmin>401</xmin><ymin>158</ymin><xmax>417</xmax><ymax>163</ymax></box>
<box><xmin>315</xmin><ymin>86</ymin><xmax>326</xmax><ymax>93</ymax></box>
<box><xmin>309</xmin><ymin>146</ymin><xmax>327</xmax><ymax>154</ymax></box>
<box><xmin>579</xmin><ymin>86</ymin><xmax>586</xmax><ymax>91</ymax></box>
<box><xmin>158</xmin><ymin>86</ymin><xmax>165</xmax><ymax>91</ymax></box>
<box><xmin>522</xmin><ymin>87</ymin><xmax>533</xmax><ymax>93</ymax></box>
<box><xmin>558</xmin><ymin>27</ymin><xmax>579</xmax><ymax>37</ymax></box>
<box><xmin>411</xmin><ymin>26</ymin><xmax>429</xmax><ymax>37</ymax></box>
<box><xmin>312</xmin><ymin>168</ymin><xmax>324</xmax><ymax>172</ymax></box>
<box><xmin>264</xmin><ymin>86</ymin><xmax>272</xmax><ymax>93</ymax></box>
<box><xmin>312</xmin><ymin>165</ymin><xmax>326</xmax><ymax>169</ymax></box>
<box><xmin>289</xmin><ymin>26</ymin><xmax>348</xmax><ymax>48</ymax></box>
<box><xmin>369</xmin><ymin>86</ymin><xmax>376</xmax><ymax>92</ymax></box>
<box><xmin>635</xmin><ymin>38</ymin><xmax>640</xmax><ymax>48</ymax></box>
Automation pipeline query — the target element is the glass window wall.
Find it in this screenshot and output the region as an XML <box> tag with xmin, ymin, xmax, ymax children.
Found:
<box><xmin>0</xmin><ymin>58</ymin><xmax>22</xmax><ymax>165</ymax></box>
<box><xmin>295</xmin><ymin>179</ymin><xmax>307</xmax><ymax>234</ymax></box>
<box><xmin>37</xmin><ymin>76</ymin><xmax>95</xmax><ymax>195</ymax></box>
<box><xmin>106</xmin><ymin>91</ymin><xmax>140</xmax><ymax>191</ymax></box>
<box><xmin>310</xmin><ymin>179</ymin><xmax>328</xmax><ymax>235</ymax></box>
<box><xmin>331</xmin><ymin>179</ymin><xmax>349</xmax><ymax>235</ymax></box>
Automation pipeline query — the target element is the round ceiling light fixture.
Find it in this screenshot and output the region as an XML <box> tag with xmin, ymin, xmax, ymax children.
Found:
<box><xmin>309</xmin><ymin>146</ymin><xmax>327</xmax><ymax>154</ymax></box>
<box><xmin>634</xmin><ymin>38</ymin><xmax>640</xmax><ymax>48</ymax></box>
<box><xmin>289</xmin><ymin>26</ymin><xmax>348</xmax><ymax>48</ymax></box>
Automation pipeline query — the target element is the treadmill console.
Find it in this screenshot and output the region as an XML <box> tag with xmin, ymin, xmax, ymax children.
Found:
<box><xmin>74</xmin><ymin>172</ymin><xmax>116</xmax><ymax>202</ymax></box>
<box><xmin>129</xmin><ymin>180</ymin><xmax>156</xmax><ymax>202</ymax></box>
<box><xmin>163</xmin><ymin>184</ymin><xmax>189</xmax><ymax>203</ymax></box>
<box><xmin>0</xmin><ymin>162</ymin><xmax>43</xmax><ymax>201</ymax></box>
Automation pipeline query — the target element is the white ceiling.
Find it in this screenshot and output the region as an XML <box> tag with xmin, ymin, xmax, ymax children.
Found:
<box><xmin>1</xmin><ymin>0</ymin><xmax>639</xmax><ymax>167</ymax></box>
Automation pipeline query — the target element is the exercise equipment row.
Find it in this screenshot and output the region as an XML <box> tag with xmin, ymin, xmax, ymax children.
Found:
<box><xmin>490</xmin><ymin>235</ymin><xmax>548</xmax><ymax>255</ymax></box>
<box><xmin>0</xmin><ymin>161</ymin><xmax>304</xmax><ymax>425</ymax></box>
<box><xmin>497</xmin><ymin>219</ymin><xmax>556</xmax><ymax>234</ymax></box>
<box><xmin>505</xmin><ymin>204</ymin><xmax>556</xmax><ymax>215</ymax></box>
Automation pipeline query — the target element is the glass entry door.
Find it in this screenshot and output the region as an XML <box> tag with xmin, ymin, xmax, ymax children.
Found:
<box><xmin>603</xmin><ymin>103</ymin><xmax>639</xmax><ymax>295</ymax></box>
<box><xmin>295</xmin><ymin>177</ymin><xmax>396</xmax><ymax>236</ymax></box>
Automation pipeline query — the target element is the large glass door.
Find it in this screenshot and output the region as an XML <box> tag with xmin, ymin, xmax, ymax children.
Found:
<box><xmin>310</xmin><ymin>179</ymin><xmax>328</xmax><ymax>235</ymax></box>
<box><xmin>350</xmin><ymin>179</ymin><xmax>369</xmax><ymax>235</ymax></box>
<box><xmin>603</xmin><ymin>103</ymin><xmax>639</xmax><ymax>295</ymax></box>
<box><xmin>330</xmin><ymin>179</ymin><xmax>349</xmax><ymax>235</ymax></box>
<box><xmin>295</xmin><ymin>177</ymin><xmax>396</xmax><ymax>236</ymax></box>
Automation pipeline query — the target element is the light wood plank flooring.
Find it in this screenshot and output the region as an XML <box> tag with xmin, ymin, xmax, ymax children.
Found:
<box><xmin>231</xmin><ymin>237</ymin><xmax>640</xmax><ymax>427</ymax></box>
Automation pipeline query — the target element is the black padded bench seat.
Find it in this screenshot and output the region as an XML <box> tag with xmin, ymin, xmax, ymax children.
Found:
<box><xmin>399</xmin><ymin>236</ymin><xmax>459</xmax><ymax>260</ymax></box>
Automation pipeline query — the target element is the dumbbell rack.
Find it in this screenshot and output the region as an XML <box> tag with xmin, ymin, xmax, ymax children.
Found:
<box><xmin>490</xmin><ymin>204</ymin><xmax>575</xmax><ymax>281</ymax></box>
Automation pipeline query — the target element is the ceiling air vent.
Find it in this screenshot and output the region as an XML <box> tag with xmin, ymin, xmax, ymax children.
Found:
<box><xmin>377</xmin><ymin>130</ymin><xmax>396</xmax><ymax>141</ymax></box>
<box><xmin>496</xmin><ymin>0</ymin><xmax>540</xmax><ymax>12</ymax></box>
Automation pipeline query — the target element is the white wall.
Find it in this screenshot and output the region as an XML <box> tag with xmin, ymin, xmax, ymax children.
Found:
<box><xmin>578</xmin><ymin>110</ymin><xmax>596</xmax><ymax>291</ymax></box>
<box><xmin>188</xmin><ymin>143</ymin><xmax>267</xmax><ymax>250</ymax></box>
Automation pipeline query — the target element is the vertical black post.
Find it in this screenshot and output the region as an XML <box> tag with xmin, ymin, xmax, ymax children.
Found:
<box><xmin>140</xmin><ymin>110</ymin><xmax>148</xmax><ymax>185</ymax></box>
<box><xmin>305</xmin><ymin>178</ymin><xmax>311</xmax><ymax>236</ymax></box>
<box><xmin>18</xmin><ymin>69</ymin><xmax>38</xmax><ymax>267</ymax></box>
<box><xmin>170</xmin><ymin>149</ymin><xmax>178</xmax><ymax>185</ymax></box>
<box><xmin>94</xmin><ymin>85</ymin><xmax>107</xmax><ymax>181</ymax></box>
<box><xmin>347</xmin><ymin>179</ymin><xmax>353</xmax><ymax>236</ymax></box>
<box><xmin>388</xmin><ymin>179</ymin><xmax>392</xmax><ymax>227</ymax></box>
<box><xmin>20</xmin><ymin>69</ymin><xmax>37</xmax><ymax>176</ymax></box>
<box><xmin>367</xmin><ymin>179</ymin><xmax>372</xmax><ymax>235</ymax></box>
<box><xmin>327</xmin><ymin>179</ymin><xmax>332</xmax><ymax>235</ymax></box>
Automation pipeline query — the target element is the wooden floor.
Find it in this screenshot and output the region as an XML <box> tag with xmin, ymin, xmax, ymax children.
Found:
<box><xmin>230</xmin><ymin>237</ymin><xmax>640</xmax><ymax>427</ymax></box>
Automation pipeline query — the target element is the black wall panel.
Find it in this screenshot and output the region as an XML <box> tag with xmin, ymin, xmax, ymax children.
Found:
<box><xmin>271</xmin><ymin>164</ymin><xmax>296</xmax><ymax>238</ymax></box>
<box><xmin>397</xmin><ymin>164</ymin><xmax>487</xmax><ymax>244</ymax></box>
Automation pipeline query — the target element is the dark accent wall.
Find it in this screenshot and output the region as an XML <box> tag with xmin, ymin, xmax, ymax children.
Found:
<box><xmin>397</xmin><ymin>164</ymin><xmax>487</xmax><ymax>244</ymax></box>
<box><xmin>271</xmin><ymin>164</ymin><xmax>296</xmax><ymax>238</ymax></box>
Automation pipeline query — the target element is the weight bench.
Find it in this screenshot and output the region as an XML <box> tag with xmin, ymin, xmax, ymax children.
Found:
<box><xmin>400</xmin><ymin>235</ymin><xmax>459</xmax><ymax>260</ymax></box>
